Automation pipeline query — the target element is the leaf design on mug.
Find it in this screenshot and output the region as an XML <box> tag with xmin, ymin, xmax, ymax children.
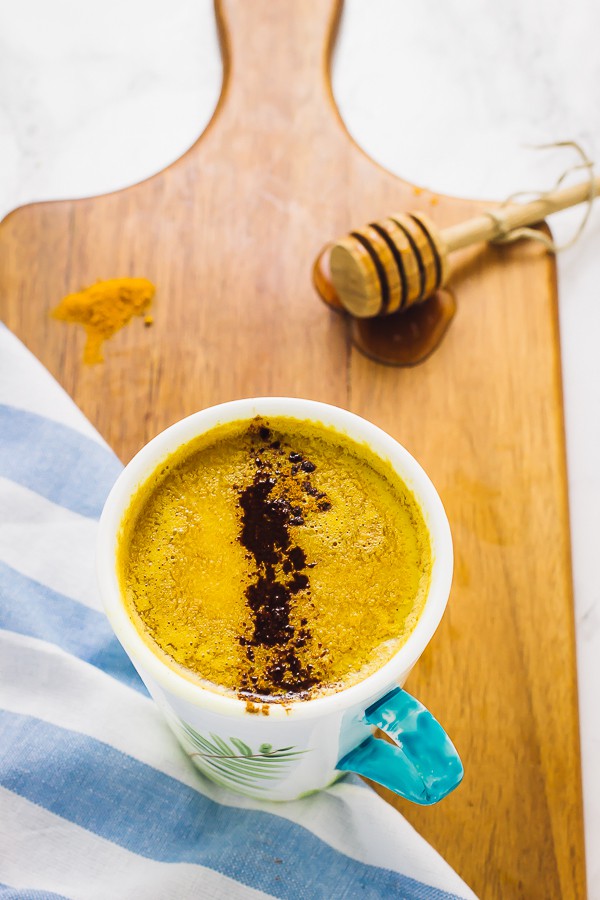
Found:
<box><xmin>173</xmin><ymin>718</ymin><xmax>308</xmax><ymax>794</ymax></box>
<box><xmin>230</xmin><ymin>737</ymin><xmax>253</xmax><ymax>757</ymax></box>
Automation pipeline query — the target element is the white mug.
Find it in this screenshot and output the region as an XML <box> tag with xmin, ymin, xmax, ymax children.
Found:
<box><xmin>97</xmin><ymin>398</ymin><xmax>462</xmax><ymax>803</ymax></box>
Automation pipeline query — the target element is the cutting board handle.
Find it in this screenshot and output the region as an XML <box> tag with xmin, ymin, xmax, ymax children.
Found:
<box><xmin>215</xmin><ymin>0</ymin><xmax>342</xmax><ymax>109</ymax></box>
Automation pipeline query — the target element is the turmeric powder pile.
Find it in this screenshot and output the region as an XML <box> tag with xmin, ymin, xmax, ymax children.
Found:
<box><xmin>51</xmin><ymin>277</ymin><xmax>155</xmax><ymax>364</ymax></box>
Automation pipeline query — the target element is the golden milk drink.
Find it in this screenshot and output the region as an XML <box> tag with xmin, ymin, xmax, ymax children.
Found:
<box><xmin>118</xmin><ymin>416</ymin><xmax>431</xmax><ymax>702</ymax></box>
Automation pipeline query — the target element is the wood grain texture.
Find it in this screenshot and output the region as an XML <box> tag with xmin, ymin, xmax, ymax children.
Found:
<box><xmin>0</xmin><ymin>2</ymin><xmax>585</xmax><ymax>896</ymax></box>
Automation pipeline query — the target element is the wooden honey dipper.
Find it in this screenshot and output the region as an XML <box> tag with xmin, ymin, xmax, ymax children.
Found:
<box><xmin>329</xmin><ymin>174</ymin><xmax>600</xmax><ymax>318</ymax></box>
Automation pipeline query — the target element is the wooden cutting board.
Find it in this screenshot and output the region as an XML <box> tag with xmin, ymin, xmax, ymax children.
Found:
<box><xmin>0</xmin><ymin>2</ymin><xmax>585</xmax><ymax>896</ymax></box>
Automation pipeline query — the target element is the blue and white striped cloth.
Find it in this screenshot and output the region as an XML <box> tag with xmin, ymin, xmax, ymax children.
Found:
<box><xmin>0</xmin><ymin>323</ymin><xmax>476</xmax><ymax>900</ymax></box>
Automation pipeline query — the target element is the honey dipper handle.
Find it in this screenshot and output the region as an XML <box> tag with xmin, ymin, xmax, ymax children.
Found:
<box><xmin>441</xmin><ymin>174</ymin><xmax>600</xmax><ymax>253</ymax></box>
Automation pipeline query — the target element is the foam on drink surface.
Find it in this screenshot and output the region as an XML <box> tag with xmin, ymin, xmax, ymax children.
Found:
<box><xmin>118</xmin><ymin>416</ymin><xmax>431</xmax><ymax>702</ymax></box>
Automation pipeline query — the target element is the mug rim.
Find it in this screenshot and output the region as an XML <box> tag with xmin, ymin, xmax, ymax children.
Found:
<box><xmin>97</xmin><ymin>397</ymin><xmax>453</xmax><ymax>721</ymax></box>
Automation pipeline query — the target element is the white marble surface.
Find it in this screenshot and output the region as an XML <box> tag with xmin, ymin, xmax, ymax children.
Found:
<box><xmin>1</xmin><ymin>0</ymin><xmax>599</xmax><ymax>892</ymax></box>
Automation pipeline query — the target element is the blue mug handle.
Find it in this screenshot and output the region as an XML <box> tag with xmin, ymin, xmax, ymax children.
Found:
<box><xmin>336</xmin><ymin>687</ymin><xmax>463</xmax><ymax>805</ymax></box>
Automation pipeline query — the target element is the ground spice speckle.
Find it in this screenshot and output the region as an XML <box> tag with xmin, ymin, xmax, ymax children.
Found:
<box><xmin>237</xmin><ymin>426</ymin><xmax>330</xmax><ymax>697</ymax></box>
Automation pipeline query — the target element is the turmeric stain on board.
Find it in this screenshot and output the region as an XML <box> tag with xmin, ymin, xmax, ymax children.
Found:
<box><xmin>51</xmin><ymin>277</ymin><xmax>155</xmax><ymax>364</ymax></box>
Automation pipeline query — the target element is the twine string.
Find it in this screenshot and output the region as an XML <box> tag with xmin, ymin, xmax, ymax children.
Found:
<box><xmin>486</xmin><ymin>141</ymin><xmax>596</xmax><ymax>253</ymax></box>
